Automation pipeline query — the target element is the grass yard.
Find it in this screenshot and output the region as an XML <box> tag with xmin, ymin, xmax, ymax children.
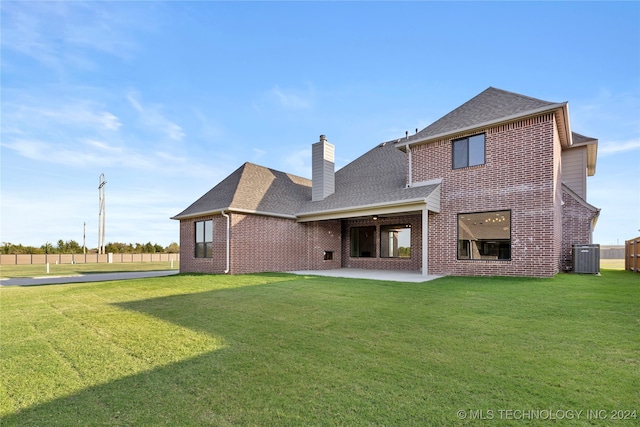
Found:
<box><xmin>0</xmin><ymin>261</ymin><xmax>178</xmax><ymax>278</ymax></box>
<box><xmin>600</xmin><ymin>258</ymin><xmax>625</xmax><ymax>270</ymax></box>
<box><xmin>1</xmin><ymin>271</ymin><xmax>638</xmax><ymax>426</ymax></box>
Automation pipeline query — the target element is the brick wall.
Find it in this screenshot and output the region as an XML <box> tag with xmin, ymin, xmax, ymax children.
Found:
<box><xmin>179</xmin><ymin>214</ymin><xmax>227</xmax><ymax>274</ymax></box>
<box><xmin>341</xmin><ymin>214</ymin><xmax>422</xmax><ymax>271</ymax></box>
<box><xmin>411</xmin><ymin>114</ymin><xmax>561</xmax><ymax>277</ymax></box>
<box><xmin>553</xmin><ymin>121</ymin><xmax>564</xmax><ymax>274</ymax></box>
<box><xmin>179</xmin><ymin>213</ymin><xmax>341</xmax><ymax>274</ymax></box>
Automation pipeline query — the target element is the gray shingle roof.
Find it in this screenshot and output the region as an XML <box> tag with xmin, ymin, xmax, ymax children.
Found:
<box><xmin>571</xmin><ymin>132</ymin><xmax>597</xmax><ymax>145</ymax></box>
<box><xmin>173</xmin><ymin>141</ymin><xmax>438</xmax><ymax>220</ymax></box>
<box><xmin>172</xmin><ymin>162</ymin><xmax>311</xmax><ymax>219</ymax></box>
<box><xmin>297</xmin><ymin>141</ymin><xmax>438</xmax><ymax>215</ymax></box>
<box><xmin>174</xmin><ymin>87</ymin><xmax>569</xmax><ymax>221</ymax></box>
<box><xmin>400</xmin><ymin>87</ymin><xmax>565</xmax><ymax>144</ymax></box>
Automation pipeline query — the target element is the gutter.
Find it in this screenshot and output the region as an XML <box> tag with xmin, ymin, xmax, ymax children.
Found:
<box><xmin>296</xmin><ymin>197</ymin><xmax>433</xmax><ymax>222</ymax></box>
<box><xmin>171</xmin><ymin>207</ymin><xmax>297</xmax><ymax>221</ymax></box>
<box><xmin>221</xmin><ymin>210</ymin><xmax>230</xmax><ymax>274</ymax></box>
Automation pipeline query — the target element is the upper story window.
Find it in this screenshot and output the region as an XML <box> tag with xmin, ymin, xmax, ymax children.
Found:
<box><xmin>195</xmin><ymin>220</ymin><xmax>213</xmax><ymax>258</ymax></box>
<box><xmin>452</xmin><ymin>133</ymin><xmax>485</xmax><ymax>169</ymax></box>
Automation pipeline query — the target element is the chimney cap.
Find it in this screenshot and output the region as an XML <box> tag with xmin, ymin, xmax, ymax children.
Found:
<box><xmin>320</xmin><ymin>134</ymin><xmax>327</xmax><ymax>142</ymax></box>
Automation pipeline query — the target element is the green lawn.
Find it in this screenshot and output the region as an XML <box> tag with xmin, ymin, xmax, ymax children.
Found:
<box><xmin>600</xmin><ymin>258</ymin><xmax>625</xmax><ymax>270</ymax></box>
<box><xmin>1</xmin><ymin>271</ymin><xmax>638</xmax><ymax>426</ymax></box>
<box><xmin>0</xmin><ymin>261</ymin><xmax>178</xmax><ymax>278</ymax></box>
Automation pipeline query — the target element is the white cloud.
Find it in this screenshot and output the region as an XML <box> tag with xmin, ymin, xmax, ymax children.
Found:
<box><xmin>281</xmin><ymin>148</ymin><xmax>312</xmax><ymax>178</ymax></box>
<box><xmin>83</xmin><ymin>139</ymin><xmax>124</xmax><ymax>153</ymax></box>
<box><xmin>268</xmin><ymin>85</ymin><xmax>314</xmax><ymax>110</ymax></box>
<box><xmin>193</xmin><ymin>108</ymin><xmax>223</xmax><ymax>141</ymax></box>
<box><xmin>3</xmin><ymin>101</ymin><xmax>122</xmax><ymax>132</ymax></box>
<box><xmin>252</xmin><ymin>148</ymin><xmax>267</xmax><ymax>161</ymax></box>
<box><xmin>126</xmin><ymin>93</ymin><xmax>185</xmax><ymax>141</ymax></box>
<box><xmin>1</xmin><ymin>2</ymin><xmax>140</xmax><ymax>71</ymax></box>
<box><xmin>598</xmin><ymin>139</ymin><xmax>640</xmax><ymax>156</ymax></box>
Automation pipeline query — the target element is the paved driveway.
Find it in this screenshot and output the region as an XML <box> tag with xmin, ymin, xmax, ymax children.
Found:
<box><xmin>0</xmin><ymin>270</ymin><xmax>180</xmax><ymax>287</ymax></box>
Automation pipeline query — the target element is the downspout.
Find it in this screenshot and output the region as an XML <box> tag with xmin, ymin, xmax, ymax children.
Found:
<box><xmin>221</xmin><ymin>210</ymin><xmax>230</xmax><ymax>274</ymax></box>
<box><xmin>422</xmin><ymin>206</ymin><xmax>428</xmax><ymax>276</ymax></box>
<box><xmin>407</xmin><ymin>145</ymin><xmax>413</xmax><ymax>187</ymax></box>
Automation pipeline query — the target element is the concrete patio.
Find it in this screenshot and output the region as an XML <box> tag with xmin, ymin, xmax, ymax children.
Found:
<box><xmin>288</xmin><ymin>268</ymin><xmax>442</xmax><ymax>283</ymax></box>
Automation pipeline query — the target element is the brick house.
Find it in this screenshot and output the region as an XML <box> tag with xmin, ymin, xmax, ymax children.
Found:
<box><xmin>172</xmin><ymin>87</ymin><xmax>599</xmax><ymax>277</ymax></box>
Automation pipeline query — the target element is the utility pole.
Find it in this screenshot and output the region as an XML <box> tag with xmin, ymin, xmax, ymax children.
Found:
<box><xmin>98</xmin><ymin>173</ymin><xmax>106</xmax><ymax>255</ymax></box>
<box><xmin>83</xmin><ymin>222</ymin><xmax>86</xmax><ymax>255</ymax></box>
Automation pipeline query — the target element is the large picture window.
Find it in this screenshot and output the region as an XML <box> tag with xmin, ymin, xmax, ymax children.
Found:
<box><xmin>350</xmin><ymin>226</ymin><xmax>375</xmax><ymax>257</ymax></box>
<box><xmin>458</xmin><ymin>211</ymin><xmax>511</xmax><ymax>260</ymax></box>
<box><xmin>453</xmin><ymin>133</ymin><xmax>485</xmax><ymax>169</ymax></box>
<box><xmin>380</xmin><ymin>225</ymin><xmax>411</xmax><ymax>258</ymax></box>
<box><xmin>195</xmin><ymin>220</ymin><xmax>213</xmax><ymax>258</ymax></box>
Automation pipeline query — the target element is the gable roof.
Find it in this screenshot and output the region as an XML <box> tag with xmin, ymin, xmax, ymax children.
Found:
<box><xmin>397</xmin><ymin>87</ymin><xmax>568</xmax><ymax>148</ymax></box>
<box><xmin>174</xmin><ymin>87</ymin><xmax>592</xmax><ymax>222</ymax></box>
<box><xmin>562</xmin><ymin>183</ymin><xmax>600</xmax><ymax>228</ymax></box>
<box><xmin>172</xmin><ymin>141</ymin><xmax>440</xmax><ymax>221</ymax></box>
<box><xmin>297</xmin><ymin>141</ymin><xmax>440</xmax><ymax>220</ymax></box>
<box><xmin>171</xmin><ymin>162</ymin><xmax>311</xmax><ymax>219</ymax></box>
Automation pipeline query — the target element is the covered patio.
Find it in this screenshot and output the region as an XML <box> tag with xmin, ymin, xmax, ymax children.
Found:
<box><xmin>289</xmin><ymin>268</ymin><xmax>442</xmax><ymax>283</ymax></box>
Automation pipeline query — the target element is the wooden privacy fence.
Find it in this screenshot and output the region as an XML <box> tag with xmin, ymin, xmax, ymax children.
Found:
<box><xmin>625</xmin><ymin>237</ymin><xmax>640</xmax><ymax>273</ymax></box>
<box><xmin>0</xmin><ymin>253</ymin><xmax>179</xmax><ymax>266</ymax></box>
<box><xmin>600</xmin><ymin>246</ymin><xmax>625</xmax><ymax>259</ymax></box>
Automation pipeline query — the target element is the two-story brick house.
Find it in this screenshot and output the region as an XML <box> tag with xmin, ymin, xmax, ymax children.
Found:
<box><xmin>173</xmin><ymin>87</ymin><xmax>599</xmax><ymax>277</ymax></box>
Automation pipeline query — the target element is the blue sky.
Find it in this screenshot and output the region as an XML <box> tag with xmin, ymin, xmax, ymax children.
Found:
<box><xmin>1</xmin><ymin>1</ymin><xmax>639</xmax><ymax>248</ymax></box>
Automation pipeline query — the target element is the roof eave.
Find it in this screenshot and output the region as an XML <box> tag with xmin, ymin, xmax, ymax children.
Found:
<box><xmin>296</xmin><ymin>198</ymin><xmax>429</xmax><ymax>222</ymax></box>
<box><xmin>562</xmin><ymin>183</ymin><xmax>600</xmax><ymax>213</ymax></box>
<box><xmin>586</xmin><ymin>141</ymin><xmax>597</xmax><ymax>176</ymax></box>
<box><xmin>171</xmin><ymin>208</ymin><xmax>228</xmax><ymax>221</ymax></box>
<box><xmin>171</xmin><ymin>207</ymin><xmax>297</xmax><ymax>221</ymax></box>
<box><xmin>397</xmin><ymin>102</ymin><xmax>569</xmax><ymax>150</ymax></box>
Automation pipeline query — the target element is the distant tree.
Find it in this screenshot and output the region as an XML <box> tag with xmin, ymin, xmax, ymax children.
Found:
<box><xmin>398</xmin><ymin>247</ymin><xmax>411</xmax><ymax>258</ymax></box>
<box><xmin>165</xmin><ymin>242</ymin><xmax>180</xmax><ymax>253</ymax></box>
<box><xmin>53</xmin><ymin>239</ymin><xmax>83</xmax><ymax>254</ymax></box>
<box><xmin>23</xmin><ymin>245</ymin><xmax>42</xmax><ymax>254</ymax></box>
<box><xmin>2</xmin><ymin>240</ymin><xmax>174</xmax><ymax>255</ymax></box>
<box><xmin>104</xmin><ymin>242</ymin><xmax>119</xmax><ymax>254</ymax></box>
<box><xmin>67</xmin><ymin>240</ymin><xmax>82</xmax><ymax>254</ymax></box>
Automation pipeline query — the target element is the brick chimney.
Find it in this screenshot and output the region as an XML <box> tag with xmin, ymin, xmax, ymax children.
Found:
<box><xmin>312</xmin><ymin>134</ymin><xmax>335</xmax><ymax>201</ymax></box>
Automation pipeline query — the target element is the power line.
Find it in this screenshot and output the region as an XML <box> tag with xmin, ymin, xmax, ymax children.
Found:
<box><xmin>98</xmin><ymin>173</ymin><xmax>106</xmax><ymax>255</ymax></box>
